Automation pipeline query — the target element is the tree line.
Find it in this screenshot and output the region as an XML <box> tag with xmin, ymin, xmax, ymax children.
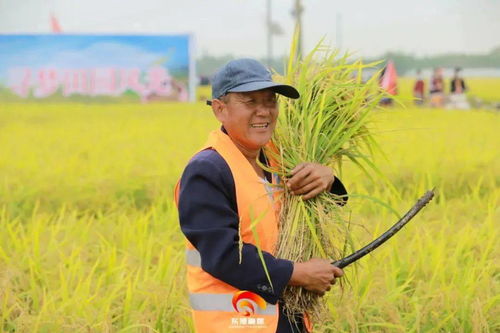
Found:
<box><xmin>197</xmin><ymin>46</ymin><xmax>500</xmax><ymax>78</ymax></box>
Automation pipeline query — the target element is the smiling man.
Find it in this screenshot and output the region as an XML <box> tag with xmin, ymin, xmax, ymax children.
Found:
<box><xmin>175</xmin><ymin>59</ymin><xmax>346</xmax><ymax>333</ymax></box>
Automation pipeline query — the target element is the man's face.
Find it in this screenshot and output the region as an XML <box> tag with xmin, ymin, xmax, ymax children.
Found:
<box><xmin>215</xmin><ymin>89</ymin><xmax>278</xmax><ymax>151</ymax></box>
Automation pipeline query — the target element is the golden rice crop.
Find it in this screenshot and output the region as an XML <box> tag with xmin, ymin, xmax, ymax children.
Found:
<box><xmin>0</xmin><ymin>100</ymin><xmax>498</xmax><ymax>332</ymax></box>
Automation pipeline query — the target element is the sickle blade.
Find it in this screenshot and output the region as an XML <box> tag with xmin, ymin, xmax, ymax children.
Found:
<box><xmin>332</xmin><ymin>189</ymin><xmax>435</xmax><ymax>269</ymax></box>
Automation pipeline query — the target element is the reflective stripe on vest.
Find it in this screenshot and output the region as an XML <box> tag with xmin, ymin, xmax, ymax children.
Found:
<box><xmin>189</xmin><ymin>293</ymin><xmax>277</xmax><ymax>316</ymax></box>
<box><xmin>186</xmin><ymin>248</ymin><xmax>201</xmax><ymax>267</ymax></box>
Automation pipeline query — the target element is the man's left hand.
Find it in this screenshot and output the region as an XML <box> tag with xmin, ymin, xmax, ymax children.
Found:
<box><xmin>286</xmin><ymin>162</ymin><xmax>335</xmax><ymax>200</ymax></box>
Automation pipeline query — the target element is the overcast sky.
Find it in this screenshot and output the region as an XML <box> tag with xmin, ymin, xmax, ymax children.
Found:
<box><xmin>1</xmin><ymin>0</ymin><xmax>500</xmax><ymax>59</ymax></box>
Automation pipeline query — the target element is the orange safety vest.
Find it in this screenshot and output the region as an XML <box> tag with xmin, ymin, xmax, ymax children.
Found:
<box><xmin>175</xmin><ymin>129</ymin><xmax>312</xmax><ymax>333</ymax></box>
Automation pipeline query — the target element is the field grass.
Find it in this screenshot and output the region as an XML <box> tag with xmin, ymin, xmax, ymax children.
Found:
<box><xmin>0</xmin><ymin>100</ymin><xmax>498</xmax><ymax>332</ymax></box>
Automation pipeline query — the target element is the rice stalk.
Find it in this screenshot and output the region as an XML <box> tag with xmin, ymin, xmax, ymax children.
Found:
<box><xmin>264</xmin><ymin>36</ymin><xmax>388</xmax><ymax>321</ymax></box>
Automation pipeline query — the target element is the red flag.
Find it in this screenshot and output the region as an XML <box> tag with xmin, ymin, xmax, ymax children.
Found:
<box><xmin>381</xmin><ymin>60</ymin><xmax>398</xmax><ymax>95</ymax></box>
<box><xmin>50</xmin><ymin>13</ymin><xmax>62</xmax><ymax>33</ymax></box>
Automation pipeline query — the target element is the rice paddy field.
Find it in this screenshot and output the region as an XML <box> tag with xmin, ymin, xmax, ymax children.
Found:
<box><xmin>0</xmin><ymin>80</ymin><xmax>499</xmax><ymax>332</ymax></box>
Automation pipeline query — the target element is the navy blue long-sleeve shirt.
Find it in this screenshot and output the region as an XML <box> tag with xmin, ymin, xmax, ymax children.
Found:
<box><xmin>178</xmin><ymin>146</ymin><xmax>348</xmax><ymax>332</ymax></box>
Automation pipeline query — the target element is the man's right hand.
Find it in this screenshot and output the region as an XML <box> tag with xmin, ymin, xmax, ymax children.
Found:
<box><xmin>288</xmin><ymin>258</ymin><xmax>344</xmax><ymax>296</ymax></box>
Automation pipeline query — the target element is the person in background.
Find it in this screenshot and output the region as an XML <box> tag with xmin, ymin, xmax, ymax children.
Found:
<box><xmin>413</xmin><ymin>69</ymin><xmax>425</xmax><ymax>106</ymax></box>
<box><xmin>447</xmin><ymin>67</ymin><xmax>470</xmax><ymax>110</ymax></box>
<box><xmin>429</xmin><ymin>67</ymin><xmax>445</xmax><ymax>108</ymax></box>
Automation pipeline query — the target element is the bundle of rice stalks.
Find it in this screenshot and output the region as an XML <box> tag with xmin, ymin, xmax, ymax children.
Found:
<box><xmin>263</xmin><ymin>40</ymin><xmax>388</xmax><ymax>321</ymax></box>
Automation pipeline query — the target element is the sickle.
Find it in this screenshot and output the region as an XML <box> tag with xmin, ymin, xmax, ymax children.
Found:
<box><xmin>332</xmin><ymin>189</ymin><xmax>435</xmax><ymax>269</ymax></box>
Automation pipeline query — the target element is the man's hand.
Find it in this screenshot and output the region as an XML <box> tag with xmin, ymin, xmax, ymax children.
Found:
<box><xmin>288</xmin><ymin>258</ymin><xmax>344</xmax><ymax>296</ymax></box>
<box><xmin>286</xmin><ymin>162</ymin><xmax>335</xmax><ymax>200</ymax></box>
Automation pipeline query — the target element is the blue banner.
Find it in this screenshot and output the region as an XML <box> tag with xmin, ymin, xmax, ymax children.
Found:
<box><xmin>0</xmin><ymin>34</ymin><xmax>195</xmax><ymax>102</ymax></box>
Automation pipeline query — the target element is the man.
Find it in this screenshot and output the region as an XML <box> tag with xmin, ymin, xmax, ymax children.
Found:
<box><xmin>413</xmin><ymin>69</ymin><xmax>425</xmax><ymax>106</ymax></box>
<box><xmin>429</xmin><ymin>67</ymin><xmax>445</xmax><ymax>108</ymax></box>
<box><xmin>176</xmin><ymin>58</ymin><xmax>346</xmax><ymax>333</ymax></box>
<box><xmin>448</xmin><ymin>67</ymin><xmax>470</xmax><ymax>110</ymax></box>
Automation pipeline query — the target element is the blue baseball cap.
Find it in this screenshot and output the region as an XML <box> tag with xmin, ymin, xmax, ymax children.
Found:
<box><xmin>207</xmin><ymin>58</ymin><xmax>300</xmax><ymax>105</ymax></box>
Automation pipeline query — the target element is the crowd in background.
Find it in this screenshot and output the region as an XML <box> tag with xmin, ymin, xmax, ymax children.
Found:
<box><xmin>413</xmin><ymin>67</ymin><xmax>470</xmax><ymax>109</ymax></box>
